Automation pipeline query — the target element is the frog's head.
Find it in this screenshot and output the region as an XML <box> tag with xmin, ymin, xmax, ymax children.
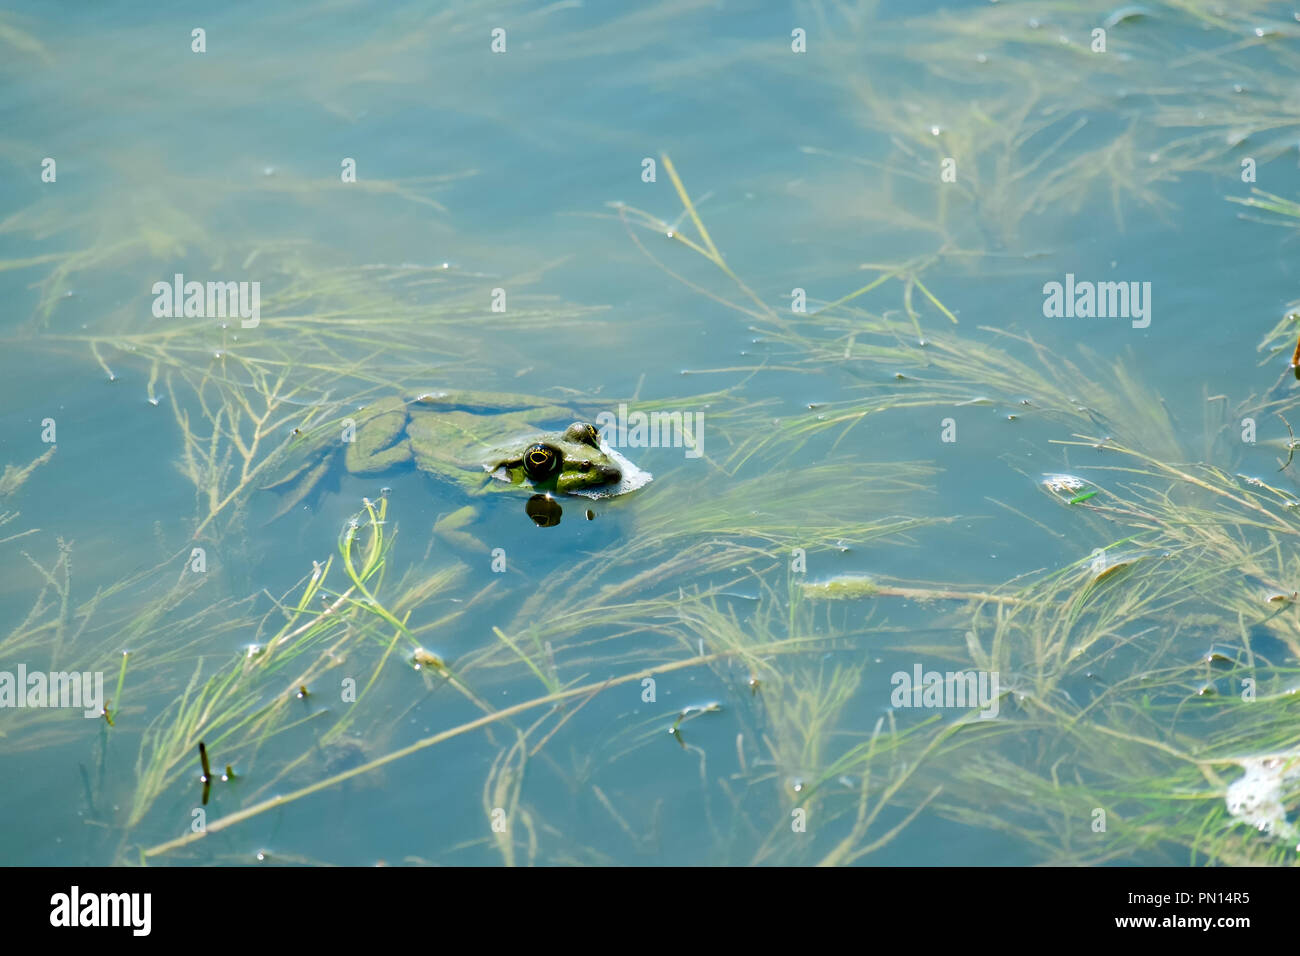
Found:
<box><xmin>493</xmin><ymin>421</ymin><xmax>622</xmax><ymax>494</ymax></box>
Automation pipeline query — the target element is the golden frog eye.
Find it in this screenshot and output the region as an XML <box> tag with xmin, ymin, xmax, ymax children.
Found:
<box><xmin>564</xmin><ymin>422</ymin><xmax>601</xmax><ymax>449</ymax></box>
<box><xmin>523</xmin><ymin>443</ymin><xmax>562</xmax><ymax>481</ymax></box>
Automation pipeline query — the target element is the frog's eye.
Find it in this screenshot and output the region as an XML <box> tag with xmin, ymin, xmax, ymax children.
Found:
<box><xmin>523</xmin><ymin>443</ymin><xmax>563</xmax><ymax>481</ymax></box>
<box><xmin>564</xmin><ymin>422</ymin><xmax>602</xmax><ymax>449</ymax></box>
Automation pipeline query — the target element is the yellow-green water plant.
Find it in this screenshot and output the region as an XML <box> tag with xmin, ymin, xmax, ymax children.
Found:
<box><xmin>122</xmin><ymin>496</ymin><xmax>470</xmax><ymax>832</ymax></box>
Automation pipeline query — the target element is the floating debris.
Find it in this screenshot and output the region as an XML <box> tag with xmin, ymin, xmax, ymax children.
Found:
<box><xmin>803</xmin><ymin>575</ymin><xmax>881</xmax><ymax>599</ymax></box>
<box><xmin>668</xmin><ymin>702</ymin><xmax>722</xmax><ymax>748</ymax></box>
<box><xmin>802</xmin><ymin>575</ymin><xmax>1024</xmax><ymax>605</ymax></box>
<box><xmin>1090</xmin><ymin>560</ymin><xmax>1133</xmax><ymax>584</ymax></box>
<box><xmin>1203</xmin><ymin>645</ymin><xmax>1237</xmax><ymax>666</ymax></box>
<box><xmin>1042</xmin><ymin>474</ymin><xmax>1102</xmax><ymax>506</ymax></box>
<box><xmin>1041</xmin><ymin>473</ymin><xmax>1087</xmax><ymax>500</ymax></box>
<box><xmin>1103</xmin><ymin>5</ymin><xmax>1151</xmax><ymax>29</ymax></box>
<box><xmin>198</xmin><ymin>742</ymin><xmax>212</xmax><ymax>805</ymax></box>
<box><xmin>412</xmin><ymin>647</ymin><xmax>445</xmax><ymax>671</ymax></box>
<box><xmin>1225</xmin><ymin>753</ymin><xmax>1300</xmax><ymax>841</ymax></box>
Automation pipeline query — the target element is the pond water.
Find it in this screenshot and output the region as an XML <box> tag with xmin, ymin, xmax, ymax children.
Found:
<box><xmin>3</xmin><ymin>0</ymin><xmax>1300</xmax><ymax>866</ymax></box>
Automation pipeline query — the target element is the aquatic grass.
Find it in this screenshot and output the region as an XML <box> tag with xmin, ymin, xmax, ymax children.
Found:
<box><xmin>615</xmin><ymin>148</ymin><xmax>1300</xmax><ymax>863</ymax></box>
<box><xmin>484</xmin><ymin>571</ymin><xmax>967</xmax><ymax>865</ymax></box>
<box><xmin>936</xmin><ymin>657</ymin><xmax>1300</xmax><ymax>865</ymax></box>
<box><xmin>661</xmin><ymin>584</ymin><xmax>962</xmax><ymax>865</ymax></box>
<box><xmin>464</xmin><ymin>462</ymin><xmax>956</xmax><ymax>701</ymax></box>
<box><xmin>0</xmin><ymin>538</ymin><xmax>245</xmax><ymax>754</ymax></box>
<box><xmin>104</xmin><ymin>651</ymin><xmax>129</xmax><ymax>727</ymax></box>
<box><xmin>10</xmin><ymin>0</ymin><xmax>1300</xmax><ymax>866</ymax></box>
<box><xmin>122</xmin><ymin>496</ymin><xmax>456</xmax><ymax>829</ymax></box>
<box><xmin>619</xmin><ymin>153</ymin><xmax>1201</xmax><ymax>479</ymax></box>
<box><xmin>1230</xmin><ymin>188</ymin><xmax>1300</xmax><ymax>228</ymax></box>
<box><xmin>0</xmin><ymin>446</ymin><xmax>55</xmax><ymax>499</ymax></box>
<box><xmin>776</xmin><ymin>1</ymin><xmax>1300</xmax><ymax>259</ymax></box>
<box><xmin>11</xmin><ymin>251</ymin><xmax>619</xmax><ymax>540</ymax></box>
<box><xmin>0</xmin><ymin>11</ymin><xmax>50</xmax><ymax>64</ymax></box>
<box><xmin>140</xmin><ymin>634</ymin><xmax>830</xmax><ymax>860</ymax></box>
<box><xmin>892</xmin><ymin>441</ymin><xmax>1300</xmax><ymax>862</ymax></box>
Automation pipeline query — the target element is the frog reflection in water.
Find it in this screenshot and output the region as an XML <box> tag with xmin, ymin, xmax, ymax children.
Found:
<box><xmin>274</xmin><ymin>391</ymin><xmax>650</xmax><ymax>529</ymax></box>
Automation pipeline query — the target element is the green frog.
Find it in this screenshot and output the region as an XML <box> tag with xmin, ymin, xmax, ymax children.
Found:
<box><xmin>267</xmin><ymin>390</ymin><xmax>651</xmax><ymax>526</ymax></box>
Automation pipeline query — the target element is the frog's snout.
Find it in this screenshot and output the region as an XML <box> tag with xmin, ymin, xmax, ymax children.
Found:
<box><xmin>572</xmin><ymin>458</ymin><xmax>621</xmax><ymax>483</ymax></box>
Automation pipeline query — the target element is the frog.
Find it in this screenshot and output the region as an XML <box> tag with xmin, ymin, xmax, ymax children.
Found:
<box><xmin>266</xmin><ymin>389</ymin><xmax>651</xmax><ymax>528</ymax></box>
<box><xmin>345</xmin><ymin>393</ymin><xmax>631</xmax><ymax>495</ymax></box>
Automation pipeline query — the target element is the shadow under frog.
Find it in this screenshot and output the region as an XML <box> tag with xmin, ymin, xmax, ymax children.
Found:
<box><xmin>271</xmin><ymin>391</ymin><xmax>652</xmax><ymax>532</ymax></box>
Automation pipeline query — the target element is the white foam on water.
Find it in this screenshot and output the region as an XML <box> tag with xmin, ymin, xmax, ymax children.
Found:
<box><xmin>1224</xmin><ymin>752</ymin><xmax>1300</xmax><ymax>840</ymax></box>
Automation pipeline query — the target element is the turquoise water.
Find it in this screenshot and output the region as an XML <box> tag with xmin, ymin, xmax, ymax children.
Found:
<box><xmin>3</xmin><ymin>0</ymin><xmax>1300</xmax><ymax>865</ymax></box>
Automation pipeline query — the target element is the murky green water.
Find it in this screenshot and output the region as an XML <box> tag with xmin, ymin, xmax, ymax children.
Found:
<box><xmin>3</xmin><ymin>0</ymin><xmax>1300</xmax><ymax>866</ymax></box>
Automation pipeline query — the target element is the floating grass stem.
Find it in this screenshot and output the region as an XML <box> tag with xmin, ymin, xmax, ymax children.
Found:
<box><xmin>104</xmin><ymin>650</ymin><xmax>129</xmax><ymax>726</ymax></box>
